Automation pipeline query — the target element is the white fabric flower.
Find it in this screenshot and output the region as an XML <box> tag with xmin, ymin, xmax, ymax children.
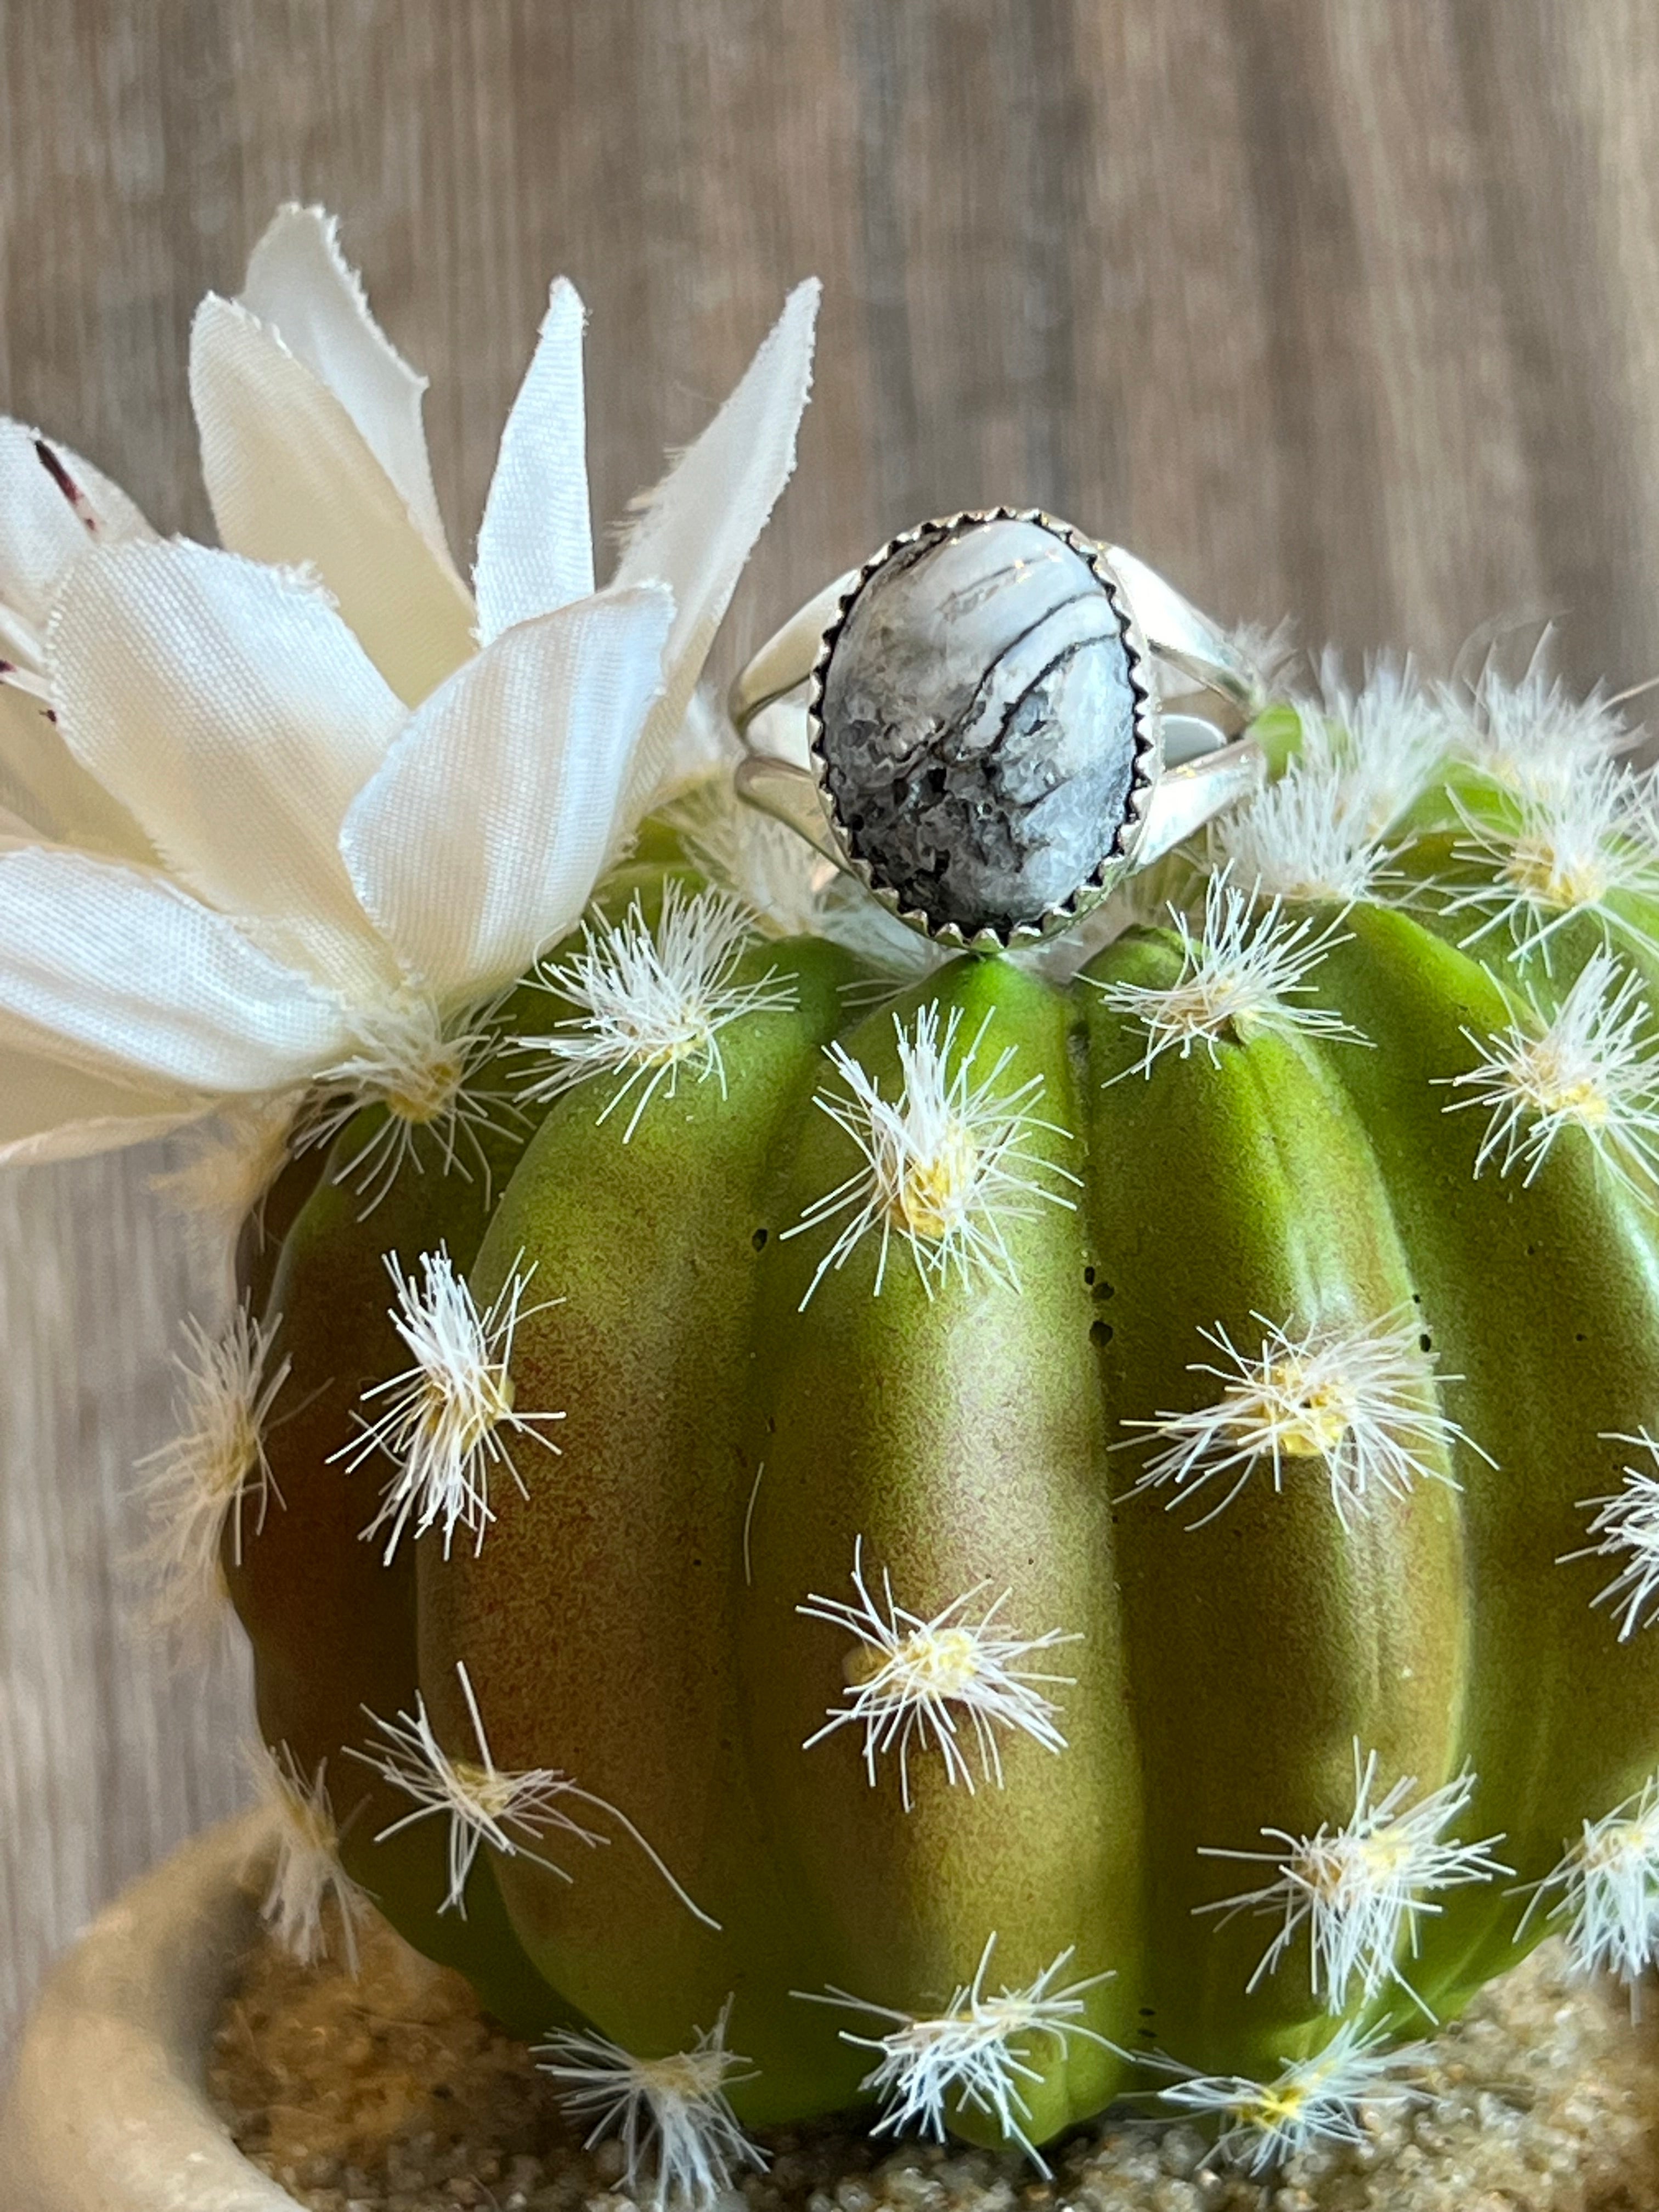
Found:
<box><xmin>189</xmin><ymin>205</ymin><xmax>818</xmax><ymax>812</ymax></box>
<box><xmin>0</xmin><ymin>548</ymin><xmax>672</xmax><ymax>1171</ymax></box>
<box><xmin>0</xmin><ymin>206</ymin><xmax>820</xmax><ymax>1174</ymax></box>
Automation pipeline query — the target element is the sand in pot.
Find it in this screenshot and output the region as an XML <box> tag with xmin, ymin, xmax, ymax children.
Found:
<box><xmin>210</xmin><ymin>1900</ymin><xmax>1659</xmax><ymax>2212</ymax></box>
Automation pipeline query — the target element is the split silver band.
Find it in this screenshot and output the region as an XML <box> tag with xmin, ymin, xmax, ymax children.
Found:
<box><xmin>727</xmin><ymin>509</ymin><xmax>1267</xmax><ymax>952</ymax></box>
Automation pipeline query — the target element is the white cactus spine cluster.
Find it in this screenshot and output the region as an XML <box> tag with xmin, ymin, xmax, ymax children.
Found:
<box><xmin>797</xmin><ymin>1937</ymin><xmax>1114</xmax><ymax>2176</ymax></box>
<box><xmin>1124</xmin><ymin>1306</ymin><xmax>1479</xmax><ymax>1528</ymax></box>
<box><xmin>338</xmin><ymin>1245</ymin><xmax>563</xmax><ymax>1562</ymax></box>
<box><xmin>536</xmin><ymin>2005</ymin><xmax>765</xmax><ymax>2211</ymax></box>
<box><xmin>1198</xmin><ymin>1745</ymin><xmax>1509</xmax><ymax>2015</ymax></box>
<box><xmin>784</xmin><ymin>1002</ymin><xmax>1079</xmax><ymax>1306</ymax></box>
<box><xmin>798</xmin><ymin>1537</ymin><xmax>1078</xmax><ymax>1810</ymax></box>
<box><xmin>137</xmin><ymin>1300</ymin><xmax>291</xmax><ymax>1628</ymax></box>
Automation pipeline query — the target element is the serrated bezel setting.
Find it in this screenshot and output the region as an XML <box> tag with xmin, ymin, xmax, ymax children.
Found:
<box><xmin>804</xmin><ymin>507</ymin><xmax>1163</xmax><ymax>952</ymax></box>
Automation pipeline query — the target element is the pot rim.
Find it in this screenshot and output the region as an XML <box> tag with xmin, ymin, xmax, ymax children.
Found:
<box><xmin>0</xmin><ymin>1810</ymin><xmax>302</xmax><ymax>2212</ymax></box>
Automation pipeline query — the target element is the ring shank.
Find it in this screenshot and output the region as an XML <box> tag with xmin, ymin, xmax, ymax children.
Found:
<box><xmin>1137</xmin><ymin>727</ymin><xmax>1266</xmax><ymax>865</ymax></box>
<box><xmin>1103</xmin><ymin>546</ymin><xmax>1262</xmax><ymax>737</ymax></box>
<box><xmin>727</xmin><ymin>571</ymin><xmax>857</xmax><ymax>746</ymax></box>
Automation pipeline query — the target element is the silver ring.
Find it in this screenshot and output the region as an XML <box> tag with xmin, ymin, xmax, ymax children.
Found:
<box><xmin>727</xmin><ymin>507</ymin><xmax>1267</xmax><ymax>952</ymax></box>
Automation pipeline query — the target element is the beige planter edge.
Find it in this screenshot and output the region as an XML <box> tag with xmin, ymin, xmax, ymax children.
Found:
<box><xmin>0</xmin><ymin>1813</ymin><xmax>302</xmax><ymax>2212</ymax></box>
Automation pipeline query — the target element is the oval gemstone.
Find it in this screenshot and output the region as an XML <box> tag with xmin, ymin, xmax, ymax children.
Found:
<box><xmin>817</xmin><ymin>516</ymin><xmax>1141</xmax><ymax>938</ymax></box>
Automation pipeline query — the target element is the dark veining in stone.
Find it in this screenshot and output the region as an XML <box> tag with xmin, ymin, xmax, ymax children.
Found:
<box><xmin>818</xmin><ymin>517</ymin><xmax>1139</xmax><ymax>937</ymax></box>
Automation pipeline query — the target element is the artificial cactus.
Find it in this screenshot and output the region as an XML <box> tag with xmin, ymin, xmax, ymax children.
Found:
<box><xmin>161</xmin><ymin>647</ymin><xmax>1659</xmax><ymax>2192</ymax></box>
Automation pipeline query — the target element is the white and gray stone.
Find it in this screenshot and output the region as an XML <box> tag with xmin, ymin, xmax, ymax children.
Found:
<box><xmin>817</xmin><ymin>516</ymin><xmax>1142</xmax><ymax>938</ymax></box>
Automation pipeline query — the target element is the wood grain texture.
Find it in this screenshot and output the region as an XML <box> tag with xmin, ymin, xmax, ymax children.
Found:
<box><xmin>5</xmin><ymin>0</ymin><xmax>1659</xmax><ymax>2061</ymax></box>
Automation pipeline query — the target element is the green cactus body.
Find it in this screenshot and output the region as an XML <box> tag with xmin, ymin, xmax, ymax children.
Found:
<box><xmin>227</xmin><ymin>1114</ymin><xmax>572</xmax><ymax>2029</ymax></box>
<box><xmin>226</xmin><ymin>864</ymin><xmax>687</xmax><ymax>2026</ymax></box>
<box><xmin>229</xmin><ymin>743</ymin><xmax>1659</xmax><ymax>2166</ymax></box>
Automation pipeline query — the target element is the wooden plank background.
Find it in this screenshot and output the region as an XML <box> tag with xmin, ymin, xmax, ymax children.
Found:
<box><xmin>5</xmin><ymin>0</ymin><xmax>1659</xmax><ymax>2063</ymax></box>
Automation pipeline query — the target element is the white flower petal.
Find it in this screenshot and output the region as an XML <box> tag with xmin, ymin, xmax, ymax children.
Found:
<box><xmin>190</xmin><ymin>294</ymin><xmax>475</xmax><ymax>706</ymax></box>
<box><xmin>475</xmin><ymin>278</ymin><xmax>594</xmax><ymax>642</ymax></box>
<box><xmin>0</xmin><ymin>424</ymin><xmax>156</xmax><ymax>856</ymax></box>
<box><xmin>341</xmin><ymin>584</ymin><xmax>672</xmax><ymax>998</ymax></box>
<box><xmin>0</xmin><ymin>424</ymin><xmax>92</xmax><ymax>627</ymax></box>
<box><xmin>0</xmin><ymin>417</ymin><xmax>153</xmax><ymax>630</ymax></box>
<box><xmin>0</xmin><ymin>847</ymin><xmax>350</xmax><ymax>1092</ymax></box>
<box><xmin>0</xmin><ymin>686</ymin><xmax>151</xmax><ymax>856</ymax></box>
<box><xmin>0</xmin><ymin>1045</ymin><xmax>202</xmax><ymax>1167</ymax></box>
<box><xmin>239</xmin><ymin>204</ymin><xmax>455</xmax><ymax>575</ymax></box>
<box><xmin>613</xmin><ymin>279</ymin><xmax>819</xmax><ymax>826</ymax></box>
<box><xmin>48</xmin><ymin>444</ymin><xmax>153</xmax><ymax>548</ymax></box>
<box><xmin>48</xmin><ymin>539</ymin><xmax>404</xmax><ymax>985</ymax></box>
